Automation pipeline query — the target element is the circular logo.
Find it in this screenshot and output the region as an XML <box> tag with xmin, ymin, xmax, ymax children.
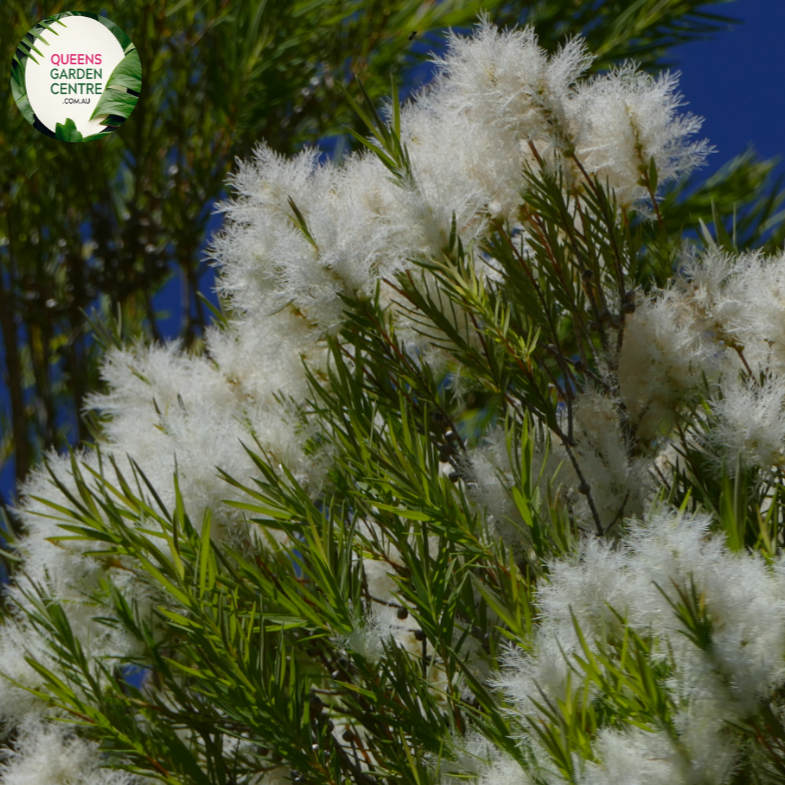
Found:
<box><xmin>10</xmin><ymin>13</ymin><xmax>141</xmax><ymax>142</ymax></box>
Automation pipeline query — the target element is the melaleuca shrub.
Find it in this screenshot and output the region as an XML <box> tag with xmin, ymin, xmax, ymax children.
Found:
<box><xmin>3</xmin><ymin>20</ymin><xmax>785</xmax><ymax>785</ymax></box>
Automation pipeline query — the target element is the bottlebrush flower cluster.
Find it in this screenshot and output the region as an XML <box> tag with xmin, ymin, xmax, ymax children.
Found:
<box><xmin>453</xmin><ymin>509</ymin><xmax>785</xmax><ymax>785</ymax></box>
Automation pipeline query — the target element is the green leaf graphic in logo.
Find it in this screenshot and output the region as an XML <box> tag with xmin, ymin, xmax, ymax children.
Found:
<box><xmin>43</xmin><ymin>12</ymin><xmax>132</xmax><ymax>51</ymax></box>
<box><xmin>103</xmin><ymin>47</ymin><xmax>142</xmax><ymax>92</ymax></box>
<box><xmin>90</xmin><ymin>47</ymin><xmax>142</xmax><ymax>125</ymax></box>
<box><xmin>55</xmin><ymin>118</ymin><xmax>83</xmax><ymax>142</ymax></box>
<box><xmin>11</xmin><ymin>16</ymin><xmax>65</xmax><ymax>126</ymax></box>
<box><xmin>10</xmin><ymin>57</ymin><xmax>34</xmax><ymax>125</ymax></box>
<box><xmin>12</xmin><ymin>13</ymin><xmax>140</xmax><ymax>141</ymax></box>
<box><xmin>81</xmin><ymin>130</ymin><xmax>114</xmax><ymax>142</ymax></box>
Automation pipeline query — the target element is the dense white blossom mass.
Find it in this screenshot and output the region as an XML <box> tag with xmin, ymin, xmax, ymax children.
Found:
<box><xmin>3</xmin><ymin>19</ymin><xmax>784</xmax><ymax>785</ymax></box>
<box><xmin>0</xmin><ymin>720</ymin><xmax>136</xmax><ymax>785</ymax></box>
<box><xmin>463</xmin><ymin>508</ymin><xmax>785</xmax><ymax>785</ymax></box>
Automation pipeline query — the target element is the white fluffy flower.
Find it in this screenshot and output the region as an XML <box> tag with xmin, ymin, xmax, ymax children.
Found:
<box><xmin>211</xmin><ymin>20</ymin><xmax>706</xmax><ymax>339</ymax></box>
<box><xmin>618</xmin><ymin>290</ymin><xmax>724</xmax><ymax>441</ymax></box>
<box><xmin>676</xmin><ymin>248</ymin><xmax>785</xmax><ymax>374</ymax></box>
<box><xmin>709</xmin><ymin>250</ymin><xmax>785</xmax><ymax>374</ymax></box>
<box><xmin>709</xmin><ymin>374</ymin><xmax>785</xmax><ymax>471</ymax></box>
<box><xmin>0</xmin><ymin>622</ymin><xmax>57</xmax><ymax>726</ymax></box>
<box><xmin>571</xmin><ymin>66</ymin><xmax>710</xmax><ymax>205</ymax></box>
<box><xmin>0</xmin><ymin>720</ymin><xmax>137</xmax><ymax>785</ymax></box>
<box><xmin>431</xmin><ymin>23</ymin><xmax>590</xmax><ymax>152</ymax></box>
<box><xmin>463</xmin><ymin>428</ymin><xmax>530</xmax><ymax>544</ymax></box>
<box><xmin>579</xmin><ymin>728</ymin><xmax>685</xmax><ymax>785</ymax></box>
<box><xmin>476</xmin><ymin>508</ymin><xmax>785</xmax><ymax>785</ymax></box>
<box><xmin>463</xmin><ymin>400</ymin><xmax>653</xmax><ymax>544</ymax></box>
<box><xmin>348</xmin><ymin>520</ymin><xmax>435</xmax><ymax>662</ymax></box>
<box><xmin>570</xmin><ymin>392</ymin><xmax>653</xmax><ymax>531</ymax></box>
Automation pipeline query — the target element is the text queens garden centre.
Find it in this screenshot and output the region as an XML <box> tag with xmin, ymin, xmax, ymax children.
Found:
<box><xmin>50</xmin><ymin>53</ymin><xmax>104</xmax><ymax>96</ymax></box>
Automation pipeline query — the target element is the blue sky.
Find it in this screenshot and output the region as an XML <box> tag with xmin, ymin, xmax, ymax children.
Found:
<box><xmin>2</xmin><ymin>0</ymin><xmax>785</xmax><ymax>506</ymax></box>
<box><xmin>674</xmin><ymin>0</ymin><xmax>785</xmax><ymax>180</ymax></box>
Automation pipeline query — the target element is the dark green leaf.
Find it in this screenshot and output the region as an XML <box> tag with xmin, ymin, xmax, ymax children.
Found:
<box><xmin>105</xmin><ymin>49</ymin><xmax>142</xmax><ymax>93</ymax></box>
<box><xmin>54</xmin><ymin>118</ymin><xmax>83</xmax><ymax>142</ymax></box>
<box><xmin>90</xmin><ymin>89</ymin><xmax>139</xmax><ymax>123</ymax></box>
